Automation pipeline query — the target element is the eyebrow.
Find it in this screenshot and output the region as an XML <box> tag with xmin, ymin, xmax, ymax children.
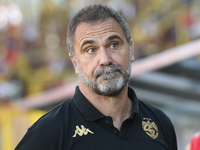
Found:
<box><xmin>80</xmin><ymin>35</ymin><xmax>124</xmax><ymax>50</ymax></box>
<box><xmin>106</xmin><ymin>35</ymin><xmax>124</xmax><ymax>44</ymax></box>
<box><xmin>81</xmin><ymin>40</ymin><xmax>96</xmax><ymax>50</ymax></box>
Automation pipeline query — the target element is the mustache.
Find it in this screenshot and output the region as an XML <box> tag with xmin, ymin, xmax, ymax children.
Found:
<box><xmin>93</xmin><ymin>64</ymin><xmax>123</xmax><ymax>79</ymax></box>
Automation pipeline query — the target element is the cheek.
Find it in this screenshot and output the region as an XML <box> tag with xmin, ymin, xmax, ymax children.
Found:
<box><xmin>112</xmin><ymin>51</ymin><xmax>129</xmax><ymax>66</ymax></box>
<box><xmin>79</xmin><ymin>59</ymin><xmax>98</xmax><ymax>77</ymax></box>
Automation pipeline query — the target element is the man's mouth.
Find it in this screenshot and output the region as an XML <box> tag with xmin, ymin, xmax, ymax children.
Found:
<box><xmin>97</xmin><ymin>71</ymin><xmax>119</xmax><ymax>80</ymax></box>
<box><xmin>94</xmin><ymin>65</ymin><xmax>123</xmax><ymax>79</ymax></box>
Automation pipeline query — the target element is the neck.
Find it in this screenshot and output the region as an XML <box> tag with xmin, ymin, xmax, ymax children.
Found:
<box><xmin>79</xmin><ymin>83</ymin><xmax>132</xmax><ymax>130</ymax></box>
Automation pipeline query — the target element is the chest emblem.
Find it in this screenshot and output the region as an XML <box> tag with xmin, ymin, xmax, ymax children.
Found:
<box><xmin>72</xmin><ymin>125</ymin><xmax>94</xmax><ymax>137</ymax></box>
<box><xmin>142</xmin><ymin>118</ymin><xmax>159</xmax><ymax>139</ymax></box>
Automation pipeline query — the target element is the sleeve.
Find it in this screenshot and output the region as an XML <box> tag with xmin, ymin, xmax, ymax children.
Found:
<box><xmin>169</xmin><ymin>123</ymin><xmax>178</xmax><ymax>150</ymax></box>
<box><xmin>160</xmin><ymin>110</ymin><xmax>178</xmax><ymax>150</ymax></box>
<box><xmin>15</xmin><ymin>127</ymin><xmax>55</xmax><ymax>150</ymax></box>
<box><xmin>189</xmin><ymin>132</ymin><xmax>200</xmax><ymax>150</ymax></box>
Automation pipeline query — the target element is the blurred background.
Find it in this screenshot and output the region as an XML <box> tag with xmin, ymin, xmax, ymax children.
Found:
<box><xmin>0</xmin><ymin>0</ymin><xmax>200</xmax><ymax>149</ymax></box>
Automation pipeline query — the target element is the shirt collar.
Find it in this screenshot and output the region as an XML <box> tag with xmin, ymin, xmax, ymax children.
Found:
<box><xmin>72</xmin><ymin>86</ymin><xmax>139</xmax><ymax>122</ymax></box>
<box><xmin>128</xmin><ymin>86</ymin><xmax>140</xmax><ymax>118</ymax></box>
<box><xmin>72</xmin><ymin>87</ymin><xmax>104</xmax><ymax>121</ymax></box>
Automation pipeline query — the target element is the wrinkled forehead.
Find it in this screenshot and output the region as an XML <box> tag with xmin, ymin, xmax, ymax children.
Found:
<box><xmin>73</xmin><ymin>18</ymin><xmax>126</xmax><ymax>46</ymax></box>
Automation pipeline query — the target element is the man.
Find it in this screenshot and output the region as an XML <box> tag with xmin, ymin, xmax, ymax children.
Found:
<box><xmin>15</xmin><ymin>4</ymin><xmax>177</xmax><ymax>150</ymax></box>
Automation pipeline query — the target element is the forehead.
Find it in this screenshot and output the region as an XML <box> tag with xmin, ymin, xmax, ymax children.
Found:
<box><xmin>74</xmin><ymin>18</ymin><xmax>125</xmax><ymax>46</ymax></box>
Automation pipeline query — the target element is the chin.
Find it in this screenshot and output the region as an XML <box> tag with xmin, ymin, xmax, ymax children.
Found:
<box><xmin>94</xmin><ymin>77</ymin><xmax>126</xmax><ymax>96</ymax></box>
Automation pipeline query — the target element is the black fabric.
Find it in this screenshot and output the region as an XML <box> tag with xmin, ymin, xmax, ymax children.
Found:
<box><xmin>15</xmin><ymin>86</ymin><xmax>177</xmax><ymax>150</ymax></box>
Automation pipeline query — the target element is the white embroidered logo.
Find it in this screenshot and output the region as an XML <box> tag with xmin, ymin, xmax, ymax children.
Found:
<box><xmin>72</xmin><ymin>125</ymin><xmax>94</xmax><ymax>137</ymax></box>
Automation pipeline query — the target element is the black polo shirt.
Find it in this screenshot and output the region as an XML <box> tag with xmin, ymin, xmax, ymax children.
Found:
<box><xmin>15</xmin><ymin>86</ymin><xmax>177</xmax><ymax>150</ymax></box>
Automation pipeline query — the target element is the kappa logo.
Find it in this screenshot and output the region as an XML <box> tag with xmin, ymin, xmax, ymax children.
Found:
<box><xmin>72</xmin><ymin>125</ymin><xmax>94</xmax><ymax>137</ymax></box>
<box><xmin>142</xmin><ymin>118</ymin><xmax>159</xmax><ymax>139</ymax></box>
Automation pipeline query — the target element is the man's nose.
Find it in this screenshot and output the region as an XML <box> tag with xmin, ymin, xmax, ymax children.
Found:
<box><xmin>99</xmin><ymin>48</ymin><xmax>112</xmax><ymax>66</ymax></box>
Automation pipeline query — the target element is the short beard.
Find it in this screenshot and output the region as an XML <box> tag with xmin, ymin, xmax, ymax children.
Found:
<box><xmin>75</xmin><ymin>52</ymin><xmax>132</xmax><ymax>96</ymax></box>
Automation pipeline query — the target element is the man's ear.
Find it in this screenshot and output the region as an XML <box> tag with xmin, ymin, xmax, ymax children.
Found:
<box><xmin>69</xmin><ymin>53</ymin><xmax>79</xmax><ymax>74</ymax></box>
<box><xmin>130</xmin><ymin>39</ymin><xmax>135</xmax><ymax>62</ymax></box>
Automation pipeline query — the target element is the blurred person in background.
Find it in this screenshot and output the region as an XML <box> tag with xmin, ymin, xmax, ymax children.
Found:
<box><xmin>15</xmin><ymin>4</ymin><xmax>177</xmax><ymax>150</ymax></box>
<box><xmin>186</xmin><ymin>131</ymin><xmax>200</xmax><ymax>150</ymax></box>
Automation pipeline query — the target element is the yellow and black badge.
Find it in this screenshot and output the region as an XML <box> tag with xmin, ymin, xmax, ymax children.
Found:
<box><xmin>142</xmin><ymin>118</ymin><xmax>159</xmax><ymax>139</ymax></box>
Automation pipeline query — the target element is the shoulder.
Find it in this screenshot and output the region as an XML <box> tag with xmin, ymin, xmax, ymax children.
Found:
<box><xmin>28</xmin><ymin>98</ymin><xmax>75</xmax><ymax>136</ymax></box>
<box><xmin>138</xmin><ymin>99</ymin><xmax>177</xmax><ymax>147</ymax></box>
<box><xmin>137</xmin><ymin>99</ymin><xmax>175</xmax><ymax>132</ymax></box>
<box><xmin>15</xmin><ymin>98</ymin><xmax>75</xmax><ymax>150</ymax></box>
<box><xmin>138</xmin><ymin>99</ymin><xmax>171</xmax><ymax>122</ymax></box>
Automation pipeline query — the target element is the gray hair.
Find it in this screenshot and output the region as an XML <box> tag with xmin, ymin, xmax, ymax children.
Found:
<box><xmin>67</xmin><ymin>4</ymin><xmax>132</xmax><ymax>58</ymax></box>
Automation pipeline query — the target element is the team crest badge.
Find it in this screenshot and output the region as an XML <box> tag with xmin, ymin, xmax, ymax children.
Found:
<box><xmin>142</xmin><ymin>118</ymin><xmax>159</xmax><ymax>139</ymax></box>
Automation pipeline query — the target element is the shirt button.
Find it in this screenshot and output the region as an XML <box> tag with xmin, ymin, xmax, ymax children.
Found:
<box><xmin>113</xmin><ymin>129</ymin><xmax>118</xmax><ymax>134</ymax></box>
<box><xmin>105</xmin><ymin>118</ymin><xmax>110</xmax><ymax>124</ymax></box>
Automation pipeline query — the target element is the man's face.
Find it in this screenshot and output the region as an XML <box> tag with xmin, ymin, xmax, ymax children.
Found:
<box><xmin>71</xmin><ymin>18</ymin><xmax>134</xmax><ymax>96</ymax></box>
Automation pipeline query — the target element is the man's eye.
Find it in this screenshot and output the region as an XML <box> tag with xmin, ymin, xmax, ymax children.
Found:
<box><xmin>87</xmin><ymin>48</ymin><xmax>95</xmax><ymax>53</ymax></box>
<box><xmin>110</xmin><ymin>43</ymin><xmax>118</xmax><ymax>49</ymax></box>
